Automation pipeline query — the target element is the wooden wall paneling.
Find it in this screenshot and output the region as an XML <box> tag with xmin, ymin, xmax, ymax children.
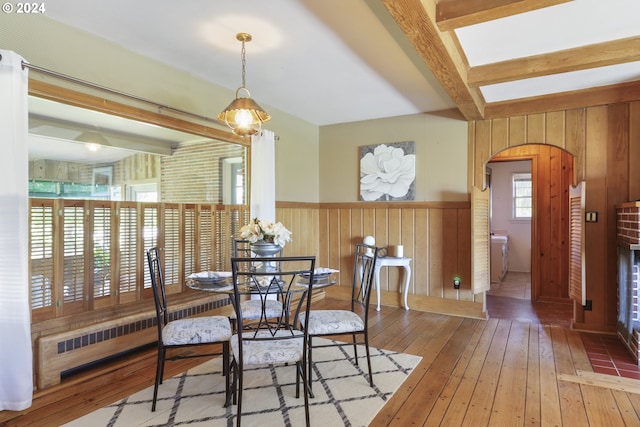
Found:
<box><xmin>363</xmin><ymin>208</ymin><xmax>376</xmax><ymax>238</ymax></box>
<box><xmin>294</xmin><ymin>208</ymin><xmax>305</xmax><ymax>256</ymax></box>
<box><xmin>339</xmin><ymin>208</ymin><xmax>354</xmax><ymax>285</ymax></box>
<box><xmin>475</xmin><ymin>120</ymin><xmax>492</xmax><ymax>189</ymax></box>
<box><xmin>457</xmin><ymin>207</ymin><xmax>473</xmax><ymax>300</ymax></box>
<box><xmin>629</xmin><ymin>102</ymin><xmax>640</xmax><ymax>201</ymax></box>
<box><xmin>546</xmin><ymin>111</ymin><xmax>566</xmax><ymax>149</ymax></box>
<box><xmin>429</xmin><ymin>209</ymin><xmax>445</xmax><ymax>297</ymax></box>
<box><xmin>375</xmin><ymin>208</ymin><xmax>389</xmax><ymax>290</ymax></box>
<box><xmin>529</xmin><ymin>155</ymin><xmax>541</xmax><ymax>303</ymax></box>
<box><xmin>527</xmin><ymin>113</ymin><xmax>546</xmax><ymax>143</ymax></box>
<box><xmin>305</xmin><ymin>207</ymin><xmax>316</xmax><ymax>256</ymax></box>
<box><xmin>606</xmin><ymin>104</ymin><xmax>630</xmax><ymax>326</ymax></box>
<box><xmin>401</xmin><ymin>209</ymin><xmax>416</xmax><ymax>296</ymax></box>
<box><xmin>350</xmin><ymin>207</ymin><xmax>363</xmax><ymax>251</ymax></box>
<box><xmin>547</xmin><ymin>146</ymin><xmax>565</xmax><ymax>299</ymax></box>
<box><xmin>536</xmin><ymin>146</ymin><xmax>552</xmax><ymax>300</ymax></box>
<box><xmin>508</xmin><ymin>115</ymin><xmax>527</xmax><ymax>147</ymax></box>
<box><xmin>442</xmin><ymin>208</ymin><xmax>460</xmax><ymax>300</ymax></box>
<box><xmin>565</xmin><ymin>108</ymin><xmax>586</xmax><ymax>184</ymax></box>
<box><xmin>583</xmin><ymin>106</ymin><xmax>608</xmax><ymax>326</ymax></box>
<box><xmin>328</xmin><ymin>208</ymin><xmax>341</xmax><ymax>288</ymax></box>
<box><xmin>387</xmin><ymin>208</ymin><xmax>402</xmax><ymax>292</ymax></box>
<box><xmin>491</xmin><ymin>117</ymin><xmax>509</xmax><ymax>156</ymax></box>
<box><xmin>318</xmin><ymin>208</ymin><xmax>330</xmax><ymax>269</ymax></box>
<box><xmin>560</xmin><ymin>150</ymin><xmax>574</xmax><ymax>300</ymax></box>
<box><xmin>415</xmin><ymin>209</ymin><xmax>430</xmax><ymax>296</ymax></box>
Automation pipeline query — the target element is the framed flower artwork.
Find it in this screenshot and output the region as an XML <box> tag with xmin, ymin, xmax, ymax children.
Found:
<box><xmin>359</xmin><ymin>141</ymin><xmax>416</xmax><ymax>201</ymax></box>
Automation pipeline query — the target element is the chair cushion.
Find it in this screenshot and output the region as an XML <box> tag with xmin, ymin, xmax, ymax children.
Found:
<box><xmin>299</xmin><ymin>310</ymin><xmax>365</xmax><ymax>335</ymax></box>
<box><xmin>229</xmin><ymin>299</ymin><xmax>283</xmax><ymax>320</ymax></box>
<box><xmin>231</xmin><ymin>330</ymin><xmax>304</xmax><ymax>365</ymax></box>
<box><xmin>162</xmin><ymin>316</ymin><xmax>232</xmax><ymax>346</ymax></box>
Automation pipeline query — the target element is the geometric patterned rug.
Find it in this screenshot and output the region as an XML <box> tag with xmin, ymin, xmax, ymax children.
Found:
<box><xmin>62</xmin><ymin>339</ymin><xmax>421</xmax><ymax>427</ymax></box>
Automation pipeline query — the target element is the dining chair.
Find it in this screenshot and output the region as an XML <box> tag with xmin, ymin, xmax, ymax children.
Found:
<box><xmin>299</xmin><ymin>243</ymin><xmax>378</xmax><ymax>395</ymax></box>
<box><xmin>229</xmin><ymin>255</ymin><xmax>315</xmax><ymax>427</ymax></box>
<box><xmin>146</xmin><ymin>247</ymin><xmax>232</xmax><ymax>411</ymax></box>
<box><xmin>229</xmin><ymin>239</ymin><xmax>283</xmax><ymax>331</ymax></box>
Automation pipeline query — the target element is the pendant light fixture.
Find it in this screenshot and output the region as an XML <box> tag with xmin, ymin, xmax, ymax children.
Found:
<box><xmin>218</xmin><ymin>33</ymin><xmax>271</xmax><ymax>137</ymax></box>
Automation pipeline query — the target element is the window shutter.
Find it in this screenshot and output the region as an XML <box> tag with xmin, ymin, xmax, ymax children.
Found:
<box><xmin>118</xmin><ymin>204</ymin><xmax>138</xmax><ymax>302</ymax></box>
<box><xmin>163</xmin><ymin>204</ymin><xmax>180</xmax><ymax>287</ymax></box>
<box><xmin>569</xmin><ymin>182</ymin><xmax>585</xmax><ymax>305</ymax></box>
<box><xmin>30</xmin><ymin>200</ymin><xmax>54</xmax><ymax>320</ymax></box>
<box><xmin>62</xmin><ymin>202</ymin><xmax>86</xmax><ymax>315</ymax></box>
<box><xmin>142</xmin><ymin>204</ymin><xmax>158</xmax><ymax>290</ymax></box>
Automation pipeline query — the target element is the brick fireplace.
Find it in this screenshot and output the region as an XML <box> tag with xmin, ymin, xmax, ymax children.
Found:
<box><xmin>616</xmin><ymin>202</ymin><xmax>640</xmax><ymax>365</ymax></box>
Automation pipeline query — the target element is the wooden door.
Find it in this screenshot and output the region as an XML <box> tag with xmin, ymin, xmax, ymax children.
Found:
<box><xmin>492</xmin><ymin>145</ymin><xmax>574</xmax><ymax>303</ymax></box>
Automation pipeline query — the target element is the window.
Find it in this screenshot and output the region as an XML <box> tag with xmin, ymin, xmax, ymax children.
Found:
<box><xmin>512</xmin><ymin>173</ymin><xmax>532</xmax><ymax>219</ymax></box>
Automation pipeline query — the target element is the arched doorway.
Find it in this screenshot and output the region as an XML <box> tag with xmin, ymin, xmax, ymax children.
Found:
<box><xmin>488</xmin><ymin>144</ymin><xmax>575</xmax><ymax>304</ymax></box>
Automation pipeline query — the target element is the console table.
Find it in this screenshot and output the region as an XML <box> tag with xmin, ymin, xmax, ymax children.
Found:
<box><xmin>374</xmin><ymin>257</ymin><xmax>412</xmax><ymax>311</ymax></box>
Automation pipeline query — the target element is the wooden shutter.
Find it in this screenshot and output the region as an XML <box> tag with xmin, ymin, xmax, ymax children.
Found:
<box><xmin>162</xmin><ymin>204</ymin><xmax>180</xmax><ymax>289</ymax></box>
<box><xmin>118</xmin><ymin>203</ymin><xmax>138</xmax><ymax>303</ymax></box>
<box><xmin>61</xmin><ymin>201</ymin><xmax>86</xmax><ymax>315</ymax></box>
<box><xmin>569</xmin><ymin>182</ymin><xmax>586</xmax><ymax>305</ymax></box>
<box><xmin>29</xmin><ymin>200</ymin><xmax>55</xmax><ymax>321</ymax></box>
<box><xmin>92</xmin><ymin>203</ymin><xmax>114</xmax><ymax>309</ymax></box>
<box><xmin>199</xmin><ymin>205</ymin><xmax>214</xmax><ymax>271</ymax></box>
<box><xmin>184</xmin><ymin>204</ymin><xmax>196</xmax><ymax>277</ymax></box>
<box><xmin>472</xmin><ymin>186</ymin><xmax>491</xmax><ymax>294</ymax></box>
<box><xmin>142</xmin><ymin>204</ymin><xmax>158</xmax><ymax>290</ymax></box>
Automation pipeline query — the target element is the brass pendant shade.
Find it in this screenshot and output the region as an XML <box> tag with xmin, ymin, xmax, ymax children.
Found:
<box><xmin>218</xmin><ymin>33</ymin><xmax>271</xmax><ymax>137</ymax></box>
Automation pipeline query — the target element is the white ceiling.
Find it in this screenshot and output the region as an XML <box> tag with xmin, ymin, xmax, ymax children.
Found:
<box><xmin>39</xmin><ymin>0</ymin><xmax>640</xmax><ymax>127</ymax></box>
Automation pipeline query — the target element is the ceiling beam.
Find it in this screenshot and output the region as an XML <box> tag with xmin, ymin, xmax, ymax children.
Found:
<box><xmin>484</xmin><ymin>79</ymin><xmax>640</xmax><ymax>118</ymax></box>
<box><xmin>436</xmin><ymin>0</ymin><xmax>572</xmax><ymax>31</ymax></box>
<box><xmin>468</xmin><ymin>36</ymin><xmax>640</xmax><ymax>87</ymax></box>
<box><xmin>383</xmin><ymin>0</ymin><xmax>485</xmax><ymax>120</ymax></box>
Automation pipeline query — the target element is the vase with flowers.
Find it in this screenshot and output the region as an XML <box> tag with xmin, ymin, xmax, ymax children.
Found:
<box><xmin>240</xmin><ymin>218</ymin><xmax>292</xmax><ymax>256</ymax></box>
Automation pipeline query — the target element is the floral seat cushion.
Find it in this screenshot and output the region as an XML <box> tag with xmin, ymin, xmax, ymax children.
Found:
<box><xmin>299</xmin><ymin>310</ymin><xmax>365</xmax><ymax>335</ymax></box>
<box><xmin>162</xmin><ymin>316</ymin><xmax>232</xmax><ymax>346</ymax></box>
<box><xmin>231</xmin><ymin>330</ymin><xmax>304</xmax><ymax>365</ymax></box>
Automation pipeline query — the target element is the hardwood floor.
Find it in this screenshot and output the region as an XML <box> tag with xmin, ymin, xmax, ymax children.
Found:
<box><xmin>3</xmin><ymin>295</ymin><xmax>640</xmax><ymax>426</ymax></box>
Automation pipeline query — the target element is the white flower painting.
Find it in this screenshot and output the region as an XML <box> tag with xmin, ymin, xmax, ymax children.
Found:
<box><xmin>360</xmin><ymin>141</ymin><xmax>416</xmax><ymax>201</ymax></box>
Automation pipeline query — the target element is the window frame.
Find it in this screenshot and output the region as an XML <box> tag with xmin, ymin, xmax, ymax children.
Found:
<box><xmin>512</xmin><ymin>172</ymin><xmax>532</xmax><ymax>220</ymax></box>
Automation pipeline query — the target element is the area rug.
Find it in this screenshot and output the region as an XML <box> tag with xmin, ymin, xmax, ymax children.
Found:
<box><xmin>63</xmin><ymin>339</ymin><xmax>421</xmax><ymax>427</ymax></box>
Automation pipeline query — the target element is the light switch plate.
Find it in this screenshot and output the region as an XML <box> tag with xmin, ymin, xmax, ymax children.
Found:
<box><xmin>585</xmin><ymin>211</ymin><xmax>598</xmax><ymax>222</ymax></box>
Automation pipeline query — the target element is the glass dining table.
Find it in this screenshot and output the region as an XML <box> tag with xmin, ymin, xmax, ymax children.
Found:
<box><xmin>187</xmin><ymin>271</ymin><xmax>336</xmax><ymax>330</ymax></box>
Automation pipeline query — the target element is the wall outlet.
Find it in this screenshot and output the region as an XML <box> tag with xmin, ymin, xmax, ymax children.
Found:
<box><xmin>585</xmin><ymin>211</ymin><xmax>598</xmax><ymax>222</ymax></box>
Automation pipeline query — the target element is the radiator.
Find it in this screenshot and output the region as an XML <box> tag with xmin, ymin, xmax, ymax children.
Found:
<box><xmin>36</xmin><ymin>297</ymin><xmax>230</xmax><ymax>389</ymax></box>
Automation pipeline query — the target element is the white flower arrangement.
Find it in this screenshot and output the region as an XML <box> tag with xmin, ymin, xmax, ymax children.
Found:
<box><xmin>240</xmin><ymin>218</ymin><xmax>292</xmax><ymax>248</ymax></box>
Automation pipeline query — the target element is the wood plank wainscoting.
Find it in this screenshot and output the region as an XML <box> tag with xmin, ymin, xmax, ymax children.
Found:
<box><xmin>276</xmin><ymin>201</ymin><xmax>483</xmax><ymax>319</ymax></box>
<box><xmin>469</xmin><ymin>101</ymin><xmax>640</xmax><ymax>333</ymax></box>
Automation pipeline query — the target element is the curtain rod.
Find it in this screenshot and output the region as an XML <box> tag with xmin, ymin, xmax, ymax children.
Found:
<box><xmin>22</xmin><ymin>61</ymin><xmax>224</xmax><ymax>127</ymax></box>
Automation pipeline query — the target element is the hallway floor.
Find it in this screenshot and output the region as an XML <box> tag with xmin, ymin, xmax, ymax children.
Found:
<box><xmin>487</xmin><ymin>271</ymin><xmax>640</xmax><ymax>380</ymax></box>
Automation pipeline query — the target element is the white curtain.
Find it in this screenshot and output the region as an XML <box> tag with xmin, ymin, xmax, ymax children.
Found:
<box><xmin>250</xmin><ymin>129</ymin><xmax>276</xmax><ymax>221</ymax></box>
<box><xmin>0</xmin><ymin>50</ymin><xmax>33</xmax><ymax>410</ymax></box>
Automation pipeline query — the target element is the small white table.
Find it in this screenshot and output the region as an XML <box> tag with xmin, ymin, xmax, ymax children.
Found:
<box><xmin>373</xmin><ymin>257</ymin><xmax>412</xmax><ymax>311</ymax></box>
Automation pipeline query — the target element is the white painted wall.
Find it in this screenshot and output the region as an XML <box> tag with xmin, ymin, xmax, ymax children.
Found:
<box><xmin>488</xmin><ymin>160</ymin><xmax>531</xmax><ymax>273</ymax></box>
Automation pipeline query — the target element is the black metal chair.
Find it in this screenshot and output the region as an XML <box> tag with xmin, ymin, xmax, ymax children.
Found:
<box><xmin>146</xmin><ymin>246</ymin><xmax>232</xmax><ymax>411</ymax></box>
<box><xmin>229</xmin><ymin>239</ymin><xmax>283</xmax><ymax>331</ymax></box>
<box><xmin>299</xmin><ymin>243</ymin><xmax>378</xmax><ymax>395</ymax></box>
<box><xmin>228</xmin><ymin>255</ymin><xmax>315</xmax><ymax>427</ymax></box>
